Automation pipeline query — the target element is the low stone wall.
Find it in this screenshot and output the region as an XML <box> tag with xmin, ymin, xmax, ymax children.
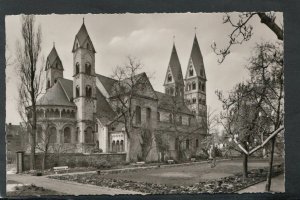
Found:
<box><xmin>23</xmin><ymin>152</ymin><xmax>126</xmax><ymax>170</ymax></box>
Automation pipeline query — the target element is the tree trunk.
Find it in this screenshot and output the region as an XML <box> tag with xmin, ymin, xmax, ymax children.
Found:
<box><xmin>265</xmin><ymin>137</ymin><xmax>276</xmax><ymax>191</ymax></box>
<box><xmin>30</xmin><ymin>132</ymin><xmax>36</xmax><ymax>170</ymax></box>
<box><xmin>243</xmin><ymin>153</ymin><xmax>248</xmax><ymax>180</ymax></box>
<box><xmin>126</xmin><ymin>139</ymin><xmax>131</xmax><ymax>162</ymax></box>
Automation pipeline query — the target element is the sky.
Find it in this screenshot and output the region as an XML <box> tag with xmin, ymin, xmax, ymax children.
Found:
<box><xmin>5</xmin><ymin>13</ymin><xmax>283</xmax><ymax>124</ymax></box>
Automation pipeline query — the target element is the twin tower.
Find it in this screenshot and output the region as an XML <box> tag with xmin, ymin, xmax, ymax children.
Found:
<box><xmin>163</xmin><ymin>35</ymin><xmax>207</xmax><ymax>123</ymax></box>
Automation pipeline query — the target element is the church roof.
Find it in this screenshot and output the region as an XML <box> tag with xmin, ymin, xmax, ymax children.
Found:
<box><xmin>188</xmin><ymin>35</ymin><xmax>206</xmax><ymax>79</ymax></box>
<box><xmin>165</xmin><ymin>44</ymin><xmax>184</xmax><ymax>85</ymax></box>
<box><xmin>95</xmin><ymin>88</ymin><xmax>116</xmax><ymax>124</ymax></box>
<box><xmin>95</xmin><ymin>74</ymin><xmax>117</xmax><ymax>96</ymax></box>
<box><xmin>72</xmin><ymin>22</ymin><xmax>96</xmax><ymax>53</ymax></box>
<box><xmin>45</xmin><ymin>46</ymin><xmax>63</xmax><ymax>71</ymax></box>
<box><xmin>36</xmin><ymin>81</ymin><xmax>75</xmax><ymax>107</ymax></box>
<box><xmin>58</xmin><ymin>78</ymin><xmax>73</xmax><ymax>101</ymax></box>
<box><xmin>155</xmin><ymin>91</ymin><xmax>193</xmax><ymax>115</ymax></box>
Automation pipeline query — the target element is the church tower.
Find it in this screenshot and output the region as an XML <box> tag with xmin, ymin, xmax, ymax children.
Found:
<box><xmin>45</xmin><ymin>44</ymin><xmax>64</xmax><ymax>89</ymax></box>
<box><xmin>184</xmin><ymin>34</ymin><xmax>207</xmax><ymax>124</ymax></box>
<box><xmin>163</xmin><ymin>42</ymin><xmax>184</xmax><ymax>101</ymax></box>
<box><xmin>72</xmin><ymin>20</ymin><xmax>97</xmax><ymax>145</ymax></box>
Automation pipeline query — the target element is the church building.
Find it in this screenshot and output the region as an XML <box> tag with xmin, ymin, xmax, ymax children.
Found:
<box><xmin>28</xmin><ymin>21</ymin><xmax>208</xmax><ymax>162</ymax></box>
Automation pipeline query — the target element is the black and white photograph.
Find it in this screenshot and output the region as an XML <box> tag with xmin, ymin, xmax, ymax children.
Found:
<box><xmin>5</xmin><ymin>12</ymin><xmax>284</xmax><ymax>196</ymax></box>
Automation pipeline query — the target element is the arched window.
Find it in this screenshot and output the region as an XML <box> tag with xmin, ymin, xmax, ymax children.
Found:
<box><xmin>146</xmin><ymin>107</ymin><xmax>151</xmax><ymax>121</ymax></box>
<box><xmin>189</xmin><ymin>66</ymin><xmax>194</xmax><ymax>77</ymax></box>
<box><xmin>116</xmin><ymin>140</ymin><xmax>120</xmax><ymax>152</ymax></box>
<box><xmin>136</xmin><ymin>106</ymin><xmax>141</xmax><ymax>124</ymax></box>
<box><xmin>167</xmin><ymin>73</ymin><xmax>172</xmax><ymax>82</ymax></box>
<box><xmin>112</xmin><ymin>141</ymin><xmax>116</xmax><ymax>152</ymax></box>
<box><xmin>192</xmin><ymin>82</ymin><xmax>196</xmax><ymax>90</ymax></box>
<box><xmin>64</xmin><ymin>127</ymin><xmax>71</xmax><ymax>143</ymax></box>
<box><xmin>84</xmin><ymin>127</ymin><xmax>94</xmax><ymax>143</ymax></box>
<box><xmin>186</xmin><ymin>139</ymin><xmax>190</xmax><ymax>149</ymax></box>
<box><xmin>202</xmin><ymin>82</ymin><xmax>205</xmax><ymax>92</ymax></box>
<box><xmin>75</xmin><ymin>62</ymin><xmax>80</xmax><ymax>74</ymax></box>
<box><xmin>157</xmin><ymin>112</ymin><xmax>160</xmax><ymax>122</ymax></box>
<box><xmin>86</xmin><ymin>85</ymin><xmax>92</xmax><ymax>97</ymax></box>
<box><xmin>188</xmin><ymin>83</ymin><xmax>191</xmax><ymax>91</ymax></box>
<box><xmin>86</xmin><ymin>43</ymin><xmax>90</xmax><ymax>50</ymax></box>
<box><xmin>48</xmin><ymin>127</ymin><xmax>57</xmax><ymax>143</ymax></box>
<box><xmin>169</xmin><ymin>113</ymin><xmax>173</xmax><ymax>123</ymax></box>
<box><xmin>76</xmin><ymin>85</ymin><xmax>80</xmax><ymax>97</ymax></box>
<box><xmin>85</xmin><ymin>62</ymin><xmax>91</xmax><ymax>75</ymax></box>
<box><xmin>192</xmin><ymin>98</ymin><xmax>196</xmax><ymax>104</ymax></box>
<box><xmin>120</xmin><ymin>140</ymin><xmax>124</xmax><ymax>152</ymax></box>
<box><xmin>198</xmin><ymin>81</ymin><xmax>202</xmax><ymax>90</ymax></box>
<box><xmin>54</xmin><ymin>78</ymin><xmax>57</xmax><ymax>84</ymax></box>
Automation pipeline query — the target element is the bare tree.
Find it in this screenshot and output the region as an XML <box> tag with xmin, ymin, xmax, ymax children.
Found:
<box><xmin>212</xmin><ymin>12</ymin><xmax>283</xmax><ymax>63</ymax></box>
<box><xmin>217</xmin><ymin>42</ymin><xmax>284</xmax><ymax>187</ymax></box>
<box><xmin>15</xmin><ymin>15</ymin><xmax>43</xmax><ymax>170</ymax></box>
<box><xmin>110</xmin><ymin>56</ymin><xmax>150</xmax><ymax>162</ymax></box>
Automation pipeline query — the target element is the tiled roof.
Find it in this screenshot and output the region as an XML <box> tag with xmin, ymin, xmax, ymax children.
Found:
<box><xmin>95</xmin><ymin>74</ymin><xmax>117</xmax><ymax>96</ymax></box>
<box><xmin>189</xmin><ymin>35</ymin><xmax>206</xmax><ymax>79</ymax></box>
<box><xmin>95</xmin><ymin>88</ymin><xmax>116</xmax><ymax>124</ymax></box>
<box><xmin>155</xmin><ymin>91</ymin><xmax>193</xmax><ymax>115</ymax></box>
<box><xmin>166</xmin><ymin>44</ymin><xmax>184</xmax><ymax>85</ymax></box>
<box><xmin>45</xmin><ymin>46</ymin><xmax>63</xmax><ymax>70</ymax></box>
<box><xmin>58</xmin><ymin>78</ymin><xmax>73</xmax><ymax>101</ymax></box>
<box><xmin>36</xmin><ymin>81</ymin><xmax>75</xmax><ymax>107</ymax></box>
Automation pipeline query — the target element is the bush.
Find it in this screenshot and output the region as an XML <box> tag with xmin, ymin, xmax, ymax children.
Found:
<box><xmin>92</xmin><ymin>160</ymin><xmax>112</xmax><ymax>169</ymax></box>
<box><xmin>78</xmin><ymin>160</ymin><xmax>89</xmax><ymax>167</ymax></box>
<box><xmin>66</xmin><ymin>159</ymin><xmax>76</xmax><ymax>168</ymax></box>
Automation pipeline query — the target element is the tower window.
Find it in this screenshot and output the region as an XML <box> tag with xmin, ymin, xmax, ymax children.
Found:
<box><xmin>76</xmin><ymin>85</ymin><xmax>80</xmax><ymax>97</ymax></box>
<box><xmin>54</xmin><ymin>79</ymin><xmax>57</xmax><ymax>84</ymax></box>
<box><xmin>86</xmin><ymin>85</ymin><xmax>92</xmax><ymax>98</ymax></box>
<box><xmin>86</xmin><ymin>43</ymin><xmax>90</xmax><ymax>50</ymax></box>
<box><xmin>188</xmin><ymin>83</ymin><xmax>191</xmax><ymax>91</ymax></box>
<box><xmin>192</xmin><ymin>98</ymin><xmax>196</xmax><ymax>104</ymax></box>
<box><xmin>135</xmin><ymin>106</ymin><xmax>141</xmax><ymax>124</ymax></box>
<box><xmin>198</xmin><ymin>81</ymin><xmax>202</xmax><ymax>90</ymax></box>
<box><xmin>76</xmin><ymin>62</ymin><xmax>80</xmax><ymax>74</ymax></box>
<box><xmin>189</xmin><ymin>66</ymin><xmax>194</xmax><ymax>77</ymax></box>
<box><xmin>56</xmin><ymin>63</ymin><xmax>59</xmax><ymax>69</ymax></box>
<box><xmin>167</xmin><ymin>74</ymin><xmax>172</xmax><ymax>82</ymax></box>
<box><xmin>146</xmin><ymin>107</ymin><xmax>151</xmax><ymax>121</ymax></box>
<box><xmin>192</xmin><ymin>82</ymin><xmax>196</xmax><ymax>90</ymax></box>
<box><xmin>202</xmin><ymin>82</ymin><xmax>205</xmax><ymax>92</ymax></box>
<box><xmin>85</xmin><ymin>62</ymin><xmax>91</xmax><ymax>75</ymax></box>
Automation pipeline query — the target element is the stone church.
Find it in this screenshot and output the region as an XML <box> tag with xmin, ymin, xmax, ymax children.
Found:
<box><xmin>30</xmin><ymin>21</ymin><xmax>208</xmax><ymax>161</ymax></box>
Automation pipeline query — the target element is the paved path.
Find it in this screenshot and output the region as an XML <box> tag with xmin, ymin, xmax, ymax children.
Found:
<box><xmin>238</xmin><ymin>174</ymin><xmax>284</xmax><ymax>193</ymax></box>
<box><xmin>7</xmin><ymin>174</ymin><xmax>144</xmax><ymax>195</ymax></box>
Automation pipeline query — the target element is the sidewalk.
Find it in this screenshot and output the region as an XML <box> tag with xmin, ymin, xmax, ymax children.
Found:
<box><xmin>238</xmin><ymin>174</ymin><xmax>284</xmax><ymax>193</ymax></box>
<box><xmin>7</xmin><ymin>174</ymin><xmax>144</xmax><ymax>195</ymax></box>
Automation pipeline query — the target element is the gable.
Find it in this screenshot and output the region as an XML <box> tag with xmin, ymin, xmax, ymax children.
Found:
<box><xmin>133</xmin><ymin>74</ymin><xmax>158</xmax><ymax>100</ymax></box>
<box><xmin>164</xmin><ymin>66</ymin><xmax>174</xmax><ymax>85</ymax></box>
<box><xmin>185</xmin><ymin>58</ymin><xmax>197</xmax><ymax>79</ymax></box>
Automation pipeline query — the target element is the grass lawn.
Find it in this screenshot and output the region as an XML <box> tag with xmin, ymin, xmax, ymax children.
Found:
<box><xmin>100</xmin><ymin>159</ymin><xmax>282</xmax><ymax>186</ymax></box>
<box><xmin>7</xmin><ymin>184</ymin><xmax>66</xmax><ymax>196</ymax></box>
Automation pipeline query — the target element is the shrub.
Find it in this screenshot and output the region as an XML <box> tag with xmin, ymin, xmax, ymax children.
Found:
<box><xmin>92</xmin><ymin>160</ymin><xmax>112</xmax><ymax>169</ymax></box>
<box><xmin>78</xmin><ymin>160</ymin><xmax>89</xmax><ymax>167</ymax></box>
<box><xmin>66</xmin><ymin>159</ymin><xmax>76</xmax><ymax>168</ymax></box>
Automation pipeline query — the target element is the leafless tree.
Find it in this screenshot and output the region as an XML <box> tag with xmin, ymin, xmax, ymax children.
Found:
<box><xmin>15</xmin><ymin>15</ymin><xmax>43</xmax><ymax>170</ymax></box>
<box><xmin>212</xmin><ymin>12</ymin><xmax>283</xmax><ymax>63</ymax></box>
<box><xmin>217</xmin><ymin>42</ymin><xmax>284</xmax><ymax>187</ymax></box>
<box><xmin>110</xmin><ymin>56</ymin><xmax>150</xmax><ymax>162</ymax></box>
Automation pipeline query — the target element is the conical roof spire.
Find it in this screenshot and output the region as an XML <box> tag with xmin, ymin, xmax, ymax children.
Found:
<box><xmin>187</xmin><ymin>33</ymin><xmax>206</xmax><ymax>79</ymax></box>
<box><xmin>45</xmin><ymin>45</ymin><xmax>63</xmax><ymax>71</ymax></box>
<box><xmin>72</xmin><ymin>20</ymin><xmax>96</xmax><ymax>53</ymax></box>
<box><xmin>164</xmin><ymin>41</ymin><xmax>184</xmax><ymax>86</ymax></box>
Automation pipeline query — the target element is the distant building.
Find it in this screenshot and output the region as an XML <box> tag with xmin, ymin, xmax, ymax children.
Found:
<box><xmin>26</xmin><ymin>21</ymin><xmax>208</xmax><ymax>161</ymax></box>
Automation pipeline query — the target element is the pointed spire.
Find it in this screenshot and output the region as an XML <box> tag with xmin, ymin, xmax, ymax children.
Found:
<box><xmin>186</xmin><ymin>32</ymin><xmax>206</xmax><ymax>79</ymax></box>
<box><xmin>72</xmin><ymin>19</ymin><xmax>96</xmax><ymax>53</ymax></box>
